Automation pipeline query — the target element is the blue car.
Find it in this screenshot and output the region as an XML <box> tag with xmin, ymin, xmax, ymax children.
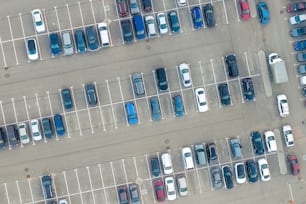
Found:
<box><xmin>191</xmin><ymin>6</ymin><xmax>203</xmax><ymax>29</ymax></box>
<box><xmin>294</xmin><ymin>40</ymin><xmax>306</xmax><ymax>51</ymax></box>
<box><xmin>61</xmin><ymin>88</ymin><xmax>73</xmax><ymax>110</ymax></box>
<box><xmin>53</xmin><ymin>114</ymin><xmax>65</xmax><ymax>136</ymax></box>
<box><xmin>257</xmin><ymin>2</ymin><xmax>269</xmax><ymax>24</ymax></box>
<box><xmin>49</xmin><ymin>33</ymin><xmax>61</xmax><ymax>56</ymax></box>
<box><xmin>168</xmin><ymin>10</ymin><xmax>180</xmax><ymax>33</ymax></box>
<box><xmin>173</xmin><ymin>94</ymin><xmax>185</xmax><ymax>117</ymax></box>
<box><xmin>75</xmin><ymin>29</ymin><xmax>87</xmax><ymax>53</ymax></box>
<box><xmin>241</xmin><ymin>78</ymin><xmax>255</xmax><ymax>101</ymax></box>
<box><xmin>133</xmin><ymin>14</ymin><xmax>146</xmax><ymax>39</ymax></box>
<box><xmin>251</xmin><ymin>131</ymin><xmax>264</xmax><ymax>155</ymax></box>
<box><xmin>42</xmin><ymin>118</ymin><xmax>53</xmax><ymax>139</ymax></box>
<box><xmin>85</xmin><ymin>83</ymin><xmax>97</xmax><ymax>105</ymax></box>
<box><xmin>296</xmin><ymin>52</ymin><xmax>306</xmax><ymax>62</ymax></box>
<box><xmin>85</xmin><ymin>26</ymin><xmax>99</xmax><ymax>51</ymax></box>
<box><xmin>150</xmin><ymin>96</ymin><xmax>161</xmax><ymax>121</ymax></box>
<box><xmin>125</xmin><ymin>102</ymin><xmax>138</xmax><ymax>125</ymax></box>
<box><xmin>41</xmin><ymin>175</ymin><xmax>53</xmax><ymax>199</ymax></box>
<box><xmin>218</xmin><ymin>83</ymin><xmax>231</xmax><ymax>105</ymax></box>
<box><xmin>290</xmin><ymin>26</ymin><xmax>306</xmax><ymax>37</ymax></box>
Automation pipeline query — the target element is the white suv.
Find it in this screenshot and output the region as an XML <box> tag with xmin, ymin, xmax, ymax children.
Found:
<box><xmin>161</xmin><ymin>152</ymin><xmax>173</xmax><ymax>175</ymax></box>
<box><xmin>164</xmin><ymin>176</ymin><xmax>176</xmax><ymax>200</ymax></box>
<box><xmin>277</xmin><ymin>94</ymin><xmax>289</xmax><ymax>117</ymax></box>
<box><xmin>182</xmin><ymin>147</ymin><xmax>194</xmax><ymax>170</ymax></box>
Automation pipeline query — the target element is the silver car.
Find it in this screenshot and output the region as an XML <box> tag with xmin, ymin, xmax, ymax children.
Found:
<box><xmin>129</xmin><ymin>0</ymin><xmax>140</xmax><ymax>15</ymax></box>
<box><xmin>132</xmin><ymin>72</ymin><xmax>145</xmax><ymax>95</ymax></box>
<box><xmin>211</xmin><ymin>167</ymin><xmax>223</xmax><ymax>189</ymax></box>
<box><xmin>62</xmin><ymin>32</ymin><xmax>74</xmax><ymax>56</ymax></box>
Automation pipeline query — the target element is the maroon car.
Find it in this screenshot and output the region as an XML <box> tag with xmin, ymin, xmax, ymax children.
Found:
<box><xmin>154</xmin><ymin>179</ymin><xmax>165</xmax><ymax>202</ymax></box>
<box><xmin>288</xmin><ymin>154</ymin><xmax>300</xmax><ymax>176</ymax></box>
<box><xmin>287</xmin><ymin>2</ymin><xmax>306</xmax><ymax>13</ymax></box>
<box><xmin>117</xmin><ymin>0</ymin><xmax>129</xmax><ymax>17</ymax></box>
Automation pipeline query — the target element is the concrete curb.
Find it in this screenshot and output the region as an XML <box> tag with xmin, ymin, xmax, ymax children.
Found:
<box><xmin>274</xmin><ymin>128</ymin><xmax>288</xmax><ymax>175</ymax></box>
<box><xmin>258</xmin><ymin>50</ymin><xmax>272</xmax><ymax>97</ymax></box>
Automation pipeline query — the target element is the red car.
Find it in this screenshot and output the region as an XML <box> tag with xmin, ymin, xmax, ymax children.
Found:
<box><xmin>239</xmin><ymin>0</ymin><xmax>250</xmax><ymax>20</ymax></box>
<box><xmin>287</xmin><ymin>2</ymin><xmax>306</xmax><ymax>13</ymax></box>
<box><xmin>116</xmin><ymin>0</ymin><xmax>129</xmax><ymax>17</ymax></box>
<box><xmin>288</xmin><ymin>154</ymin><xmax>300</xmax><ymax>176</ymax></box>
<box><xmin>154</xmin><ymin>179</ymin><xmax>165</xmax><ymax>202</ymax></box>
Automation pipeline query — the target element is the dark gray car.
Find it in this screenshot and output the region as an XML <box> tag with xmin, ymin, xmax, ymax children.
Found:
<box><xmin>132</xmin><ymin>72</ymin><xmax>145</xmax><ymax>95</ymax></box>
<box><xmin>194</xmin><ymin>144</ymin><xmax>206</xmax><ymax>166</ymax></box>
<box><xmin>211</xmin><ymin>167</ymin><xmax>223</xmax><ymax>189</ymax></box>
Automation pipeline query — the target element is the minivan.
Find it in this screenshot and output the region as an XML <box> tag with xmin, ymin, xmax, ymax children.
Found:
<box><xmin>150</xmin><ymin>157</ymin><xmax>160</xmax><ymax>177</ymax></box>
<box><xmin>194</xmin><ymin>144</ymin><xmax>206</xmax><ymax>166</ymax></box>
<box><xmin>133</xmin><ymin>15</ymin><xmax>146</xmax><ymax>39</ymax></box>
<box><xmin>155</xmin><ymin>67</ymin><xmax>168</xmax><ymax>91</ymax></box>
<box><xmin>161</xmin><ymin>152</ymin><xmax>173</xmax><ymax>175</ymax></box>
<box><xmin>74</xmin><ymin>29</ymin><xmax>87</xmax><ymax>53</ymax></box>
<box><xmin>97</xmin><ymin>22</ymin><xmax>110</xmax><ymax>47</ymax></box>
<box><xmin>61</xmin><ymin>32</ymin><xmax>74</xmax><ymax>56</ymax></box>
<box><xmin>6</xmin><ymin>124</ymin><xmax>19</xmax><ymax>147</ymax></box>
<box><xmin>145</xmin><ymin>15</ymin><xmax>156</xmax><ymax>38</ymax></box>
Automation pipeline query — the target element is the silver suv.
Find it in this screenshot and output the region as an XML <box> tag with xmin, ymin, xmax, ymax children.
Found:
<box><xmin>132</xmin><ymin>72</ymin><xmax>145</xmax><ymax>96</ymax></box>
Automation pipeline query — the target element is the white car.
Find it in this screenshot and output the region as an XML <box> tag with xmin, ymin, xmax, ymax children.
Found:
<box><xmin>282</xmin><ymin>125</ymin><xmax>294</xmax><ymax>147</ymax></box>
<box><xmin>161</xmin><ymin>152</ymin><xmax>173</xmax><ymax>175</ymax></box>
<box><xmin>195</xmin><ymin>88</ymin><xmax>208</xmax><ymax>112</ymax></box>
<box><xmin>31</xmin><ymin>9</ymin><xmax>46</xmax><ymax>33</ymax></box>
<box><xmin>178</xmin><ymin>63</ymin><xmax>192</xmax><ymax>87</ymax></box>
<box><xmin>289</xmin><ymin>14</ymin><xmax>306</xmax><ymax>25</ymax></box>
<box><xmin>234</xmin><ymin>162</ymin><xmax>246</xmax><ymax>184</ymax></box>
<box><xmin>30</xmin><ymin>119</ymin><xmax>42</xmax><ymax>141</ymax></box>
<box><xmin>258</xmin><ymin>158</ymin><xmax>271</xmax><ymax>181</ymax></box>
<box><xmin>59</xmin><ymin>199</ymin><xmax>68</xmax><ymax>204</ymax></box>
<box><xmin>18</xmin><ymin>123</ymin><xmax>30</xmax><ymax>144</ymax></box>
<box><xmin>264</xmin><ymin>131</ymin><xmax>277</xmax><ymax>152</ymax></box>
<box><xmin>164</xmin><ymin>176</ymin><xmax>177</xmax><ymax>201</ymax></box>
<box><xmin>156</xmin><ymin>12</ymin><xmax>168</xmax><ymax>34</ymax></box>
<box><xmin>25</xmin><ymin>38</ymin><xmax>39</xmax><ymax>61</ymax></box>
<box><xmin>300</xmin><ymin>76</ymin><xmax>306</xmax><ymax>86</ymax></box>
<box><xmin>181</xmin><ymin>147</ymin><xmax>194</xmax><ymax>170</ymax></box>
<box><xmin>177</xmin><ymin>0</ymin><xmax>187</xmax><ymax>6</ymax></box>
<box><xmin>97</xmin><ymin>22</ymin><xmax>110</xmax><ymax>48</ymax></box>
<box><xmin>176</xmin><ymin>175</ymin><xmax>188</xmax><ymax>196</ymax></box>
<box><xmin>277</xmin><ymin>94</ymin><xmax>289</xmax><ymax>117</ymax></box>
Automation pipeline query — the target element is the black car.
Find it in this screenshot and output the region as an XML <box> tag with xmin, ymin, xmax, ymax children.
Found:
<box><xmin>61</xmin><ymin>88</ymin><xmax>73</xmax><ymax>110</ymax></box>
<box><xmin>225</xmin><ymin>54</ymin><xmax>239</xmax><ymax>77</ymax></box>
<box><xmin>0</xmin><ymin>127</ymin><xmax>7</xmax><ymax>149</ymax></box>
<box><xmin>251</xmin><ymin>131</ymin><xmax>264</xmax><ymax>155</ymax></box>
<box><xmin>150</xmin><ymin>157</ymin><xmax>161</xmax><ymax>177</ymax></box>
<box><xmin>245</xmin><ymin>159</ymin><xmax>258</xmax><ymax>183</ymax></box>
<box><xmin>118</xmin><ymin>185</ymin><xmax>129</xmax><ymax>204</ymax></box>
<box><xmin>42</xmin><ymin>117</ymin><xmax>53</xmax><ymax>139</ymax></box>
<box><xmin>303</xmin><ymin>87</ymin><xmax>306</xmax><ymax>97</ymax></box>
<box><xmin>156</xmin><ymin>67</ymin><xmax>168</xmax><ymax>91</ymax></box>
<box><xmin>203</xmin><ymin>3</ymin><xmax>216</xmax><ymax>27</ymax></box>
<box><xmin>218</xmin><ymin>83</ymin><xmax>231</xmax><ymax>105</ymax></box>
<box><xmin>85</xmin><ymin>26</ymin><xmax>99</xmax><ymax>51</ymax></box>
<box><xmin>41</xmin><ymin>175</ymin><xmax>53</xmax><ymax>199</ymax></box>
<box><xmin>85</xmin><ymin>82</ymin><xmax>98</xmax><ymax>105</ymax></box>
<box><xmin>206</xmin><ymin>143</ymin><xmax>217</xmax><ymax>163</ymax></box>
<box><xmin>290</xmin><ymin>26</ymin><xmax>306</xmax><ymax>37</ymax></box>
<box><xmin>241</xmin><ymin>78</ymin><xmax>255</xmax><ymax>101</ymax></box>
<box><xmin>222</xmin><ymin>165</ymin><xmax>233</xmax><ymax>189</ymax></box>
<box><xmin>142</xmin><ymin>0</ymin><xmax>152</xmax><ymax>12</ymax></box>
<box><xmin>121</xmin><ymin>19</ymin><xmax>134</xmax><ymax>43</ymax></box>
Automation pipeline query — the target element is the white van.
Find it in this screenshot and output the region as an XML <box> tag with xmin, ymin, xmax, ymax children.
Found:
<box><xmin>145</xmin><ymin>15</ymin><xmax>156</xmax><ymax>38</ymax></box>
<box><xmin>61</xmin><ymin>32</ymin><xmax>74</xmax><ymax>56</ymax></box>
<box><xmin>161</xmin><ymin>152</ymin><xmax>173</xmax><ymax>175</ymax></box>
<box><xmin>97</xmin><ymin>22</ymin><xmax>110</xmax><ymax>48</ymax></box>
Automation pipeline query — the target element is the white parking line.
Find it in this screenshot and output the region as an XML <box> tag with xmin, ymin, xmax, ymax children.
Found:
<box><xmin>141</xmin><ymin>73</ymin><xmax>151</xmax><ymax>121</ymax></box>
<box><xmin>192</xmin><ymin>150</ymin><xmax>202</xmax><ymax>194</ymax></box>
<box><xmin>110</xmin><ymin>162</ymin><xmax>117</xmax><ymax>187</ymax></box>
<box><xmin>35</xmin><ymin>93</ymin><xmax>47</xmax><ymax>143</ymax></box>
<box><xmin>82</xmin><ymin>84</ymin><xmax>94</xmax><ymax>134</ymax></box>
<box><xmin>93</xmin><ymin>82</ymin><xmax>106</xmax><ymax>131</ymax></box>
<box><xmin>58</xmin><ymin>89</ymin><xmax>71</xmax><ymax>138</ymax></box>
<box><xmin>18</xmin><ymin>13</ymin><xmax>26</xmax><ymax>44</ymax></box>
<box><xmin>63</xmin><ymin>171</ymin><xmax>72</xmax><ymax>204</ymax></box>
<box><xmin>0</xmin><ymin>101</ymin><xmax>10</xmax><ymax>149</ymax></box>
<box><xmin>98</xmin><ymin>164</ymin><xmax>108</xmax><ymax>204</ymax></box>
<box><xmin>117</xmin><ymin>77</ymin><xmax>129</xmax><ymax>126</ymax></box>
<box><xmin>210</xmin><ymin>59</ymin><xmax>221</xmax><ymax>108</ymax></box>
<box><xmin>222</xmin><ymin>0</ymin><xmax>229</xmax><ymax>24</ymax></box>
<box><xmin>133</xmin><ymin>157</ymin><xmax>139</xmax><ymax>177</ymax></box>
<box><xmin>23</xmin><ymin>96</ymin><xmax>35</xmax><ymax>145</ymax></box>
<box><xmin>86</xmin><ymin>166</ymin><xmax>97</xmax><ymax>204</ymax></box>
<box><xmin>175</xmin><ymin>65</ymin><xmax>187</xmax><ymax>115</ymax></box>
<box><xmin>52</xmin><ymin>174</ymin><xmax>59</xmax><ymax>203</ymax></box>
<box><xmin>198</xmin><ymin>61</ymin><xmax>208</xmax><ymax>110</ymax></box>
<box><xmin>244</xmin><ymin>52</ymin><xmax>251</xmax><ymax>76</ymax></box>
<box><xmin>27</xmin><ymin>178</ymin><xmax>35</xmax><ymax>203</ymax></box>
<box><xmin>249</xmin><ymin>134</ymin><xmax>256</xmax><ymax>161</ymax></box>
<box><xmin>221</xmin><ymin>57</ymin><xmax>232</xmax><ymax>106</ymax></box>
<box><xmin>287</xmin><ymin>183</ymin><xmax>295</xmax><ymax>202</ymax></box>
<box><xmin>74</xmin><ymin>169</ymin><xmax>85</xmax><ymax>204</ymax></box>
<box><xmin>0</xmin><ymin>36</ymin><xmax>7</xmax><ymax>68</ymax></box>
<box><xmin>105</xmin><ymin>80</ymin><xmax>117</xmax><ymax>128</ymax></box>
<box><xmin>225</xmin><ymin>137</ymin><xmax>233</xmax><ymax>164</ymax></box>
<box><xmin>54</xmin><ymin>7</ymin><xmax>62</xmax><ymax>52</ymax></box>
<box><xmin>46</xmin><ymin>91</ymin><xmax>59</xmax><ymax>140</ymax></box>
<box><xmin>89</xmin><ymin>0</ymin><xmax>100</xmax><ymax>47</ymax></box>
<box><xmin>129</xmin><ymin>74</ymin><xmax>142</xmax><ymax>124</ymax></box>
<box><xmin>233</xmin><ymin>0</ymin><xmax>240</xmax><ymax>22</ymax></box>
<box><xmin>145</xmin><ymin>154</ymin><xmax>156</xmax><ymax>203</ymax></box>
<box><xmin>66</xmin><ymin>4</ymin><xmax>77</xmax><ymax>53</ymax></box>
<box><xmin>4</xmin><ymin>183</ymin><xmax>10</xmax><ymax>204</ymax></box>
<box><xmin>151</xmin><ymin>70</ymin><xmax>165</xmax><ymax>120</ymax></box>
<box><xmin>11</xmin><ymin>98</ymin><xmax>19</xmax><ymax>122</ymax></box>
<box><xmin>238</xmin><ymin>77</ymin><xmax>244</xmax><ymax>103</ymax></box>
<box><xmin>101</xmin><ymin>0</ymin><xmax>107</xmax><ymax>19</ymax></box>
<box><xmin>78</xmin><ymin>2</ymin><xmax>86</xmax><ymax>31</ymax></box>
<box><xmin>6</xmin><ymin>16</ymin><xmax>19</xmax><ymax>65</ymax></box>
<box><xmin>70</xmin><ymin>86</ymin><xmax>82</xmax><ymax>136</ymax></box>
<box><xmin>15</xmin><ymin>181</ymin><xmax>22</xmax><ymax>204</ymax></box>
<box><xmin>122</xmin><ymin>159</ymin><xmax>129</xmax><ymax>183</ymax></box>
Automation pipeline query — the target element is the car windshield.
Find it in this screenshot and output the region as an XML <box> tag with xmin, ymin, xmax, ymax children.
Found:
<box><xmin>36</xmin><ymin>21</ymin><xmax>42</xmax><ymax>26</ymax></box>
<box><xmin>131</xmin><ymin>3</ymin><xmax>137</xmax><ymax>8</ymax></box>
<box><xmin>243</xmin><ymin>9</ymin><xmax>249</xmax><ymax>14</ymax></box>
<box><xmin>295</xmin><ymin>16</ymin><xmax>301</xmax><ymax>22</ymax></box>
<box><xmin>184</xmin><ymin>152</ymin><xmax>191</xmax><ymax>157</ymax></box>
<box><xmin>238</xmin><ymin>165</ymin><xmax>245</xmax><ymax>178</ymax></box>
<box><xmin>28</xmin><ymin>40</ymin><xmax>36</xmax><ymax>54</ymax></box>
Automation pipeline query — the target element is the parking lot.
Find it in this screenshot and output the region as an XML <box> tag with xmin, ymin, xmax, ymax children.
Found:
<box><xmin>0</xmin><ymin>134</ymin><xmax>281</xmax><ymax>204</ymax></box>
<box><xmin>0</xmin><ymin>0</ymin><xmax>256</xmax><ymax>68</ymax></box>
